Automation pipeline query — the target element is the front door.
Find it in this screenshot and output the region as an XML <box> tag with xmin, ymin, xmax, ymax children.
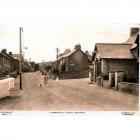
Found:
<box><xmin>109</xmin><ymin>72</ymin><xmax>115</xmax><ymax>87</ymax></box>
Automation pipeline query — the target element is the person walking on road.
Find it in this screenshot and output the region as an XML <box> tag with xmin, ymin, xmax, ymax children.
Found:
<box><xmin>44</xmin><ymin>73</ymin><xmax>49</xmax><ymax>86</ymax></box>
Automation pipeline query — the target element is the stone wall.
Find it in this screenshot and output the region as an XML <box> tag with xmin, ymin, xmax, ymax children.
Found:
<box><xmin>102</xmin><ymin>59</ymin><xmax>109</xmax><ymax>76</ymax></box>
<box><xmin>69</xmin><ymin>51</ymin><xmax>88</xmax><ymax>71</ymax></box>
<box><xmin>58</xmin><ymin>69</ymin><xmax>89</xmax><ymax>79</ymax></box>
<box><xmin>103</xmin><ymin>80</ymin><xmax>110</xmax><ymax>88</ymax></box>
<box><xmin>118</xmin><ymin>82</ymin><xmax>139</xmax><ymax>96</ymax></box>
<box><xmin>102</xmin><ymin>59</ymin><xmax>137</xmax><ymax>82</ymax></box>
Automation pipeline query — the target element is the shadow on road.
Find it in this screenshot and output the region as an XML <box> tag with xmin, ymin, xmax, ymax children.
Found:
<box><xmin>0</xmin><ymin>96</ymin><xmax>21</xmax><ymax>104</ymax></box>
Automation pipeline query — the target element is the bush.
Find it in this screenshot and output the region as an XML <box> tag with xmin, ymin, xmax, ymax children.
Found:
<box><xmin>52</xmin><ymin>69</ymin><xmax>59</xmax><ymax>75</ymax></box>
<box><xmin>2</xmin><ymin>70</ymin><xmax>9</xmax><ymax>76</ymax></box>
<box><xmin>10</xmin><ymin>71</ymin><xmax>17</xmax><ymax>78</ymax></box>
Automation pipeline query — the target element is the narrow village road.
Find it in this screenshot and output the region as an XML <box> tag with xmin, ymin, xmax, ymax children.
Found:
<box><xmin>0</xmin><ymin>72</ymin><xmax>139</xmax><ymax>111</ymax></box>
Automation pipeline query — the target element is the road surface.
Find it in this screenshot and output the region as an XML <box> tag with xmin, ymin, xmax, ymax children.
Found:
<box><xmin>0</xmin><ymin>72</ymin><xmax>139</xmax><ymax>111</ymax></box>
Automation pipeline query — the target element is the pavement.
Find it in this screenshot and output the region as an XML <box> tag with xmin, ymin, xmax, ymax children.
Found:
<box><xmin>0</xmin><ymin>72</ymin><xmax>139</xmax><ymax>111</ymax></box>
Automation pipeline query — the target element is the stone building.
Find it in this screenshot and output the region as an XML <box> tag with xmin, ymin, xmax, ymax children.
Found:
<box><xmin>92</xmin><ymin>43</ymin><xmax>137</xmax><ymax>85</ymax></box>
<box><xmin>51</xmin><ymin>45</ymin><xmax>89</xmax><ymax>79</ymax></box>
<box><xmin>0</xmin><ymin>50</ymin><xmax>18</xmax><ymax>77</ymax></box>
<box><xmin>12</xmin><ymin>54</ymin><xmax>32</xmax><ymax>73</ymax></box>
<box><xmin>90</xmin><ymin>28</ymin><xmax>139</xmax><ymax>95</ymax></box>
<box><xmin>126</xmin><ymin>28</ymin><xmax>139</xmax><ymax>82</ymax></box>
<box><xmin>12</xmin><ymin>53</ymin><xmax>23</xmax><ymax>73</ymax></box>
<box><xmin>23</xmin><ymin>59</ymin><xmax>31</xmax><ymax>72</ymax></box>
<box><xmin>58</xmin><ymin>45</ymin><xmax>88</xmax><ymax>72</ymax></box>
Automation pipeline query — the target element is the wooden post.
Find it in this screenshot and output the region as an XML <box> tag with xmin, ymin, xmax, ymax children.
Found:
<box><xmin>19</xmin><ymin>27</ymin><xmax>23</xmax><ymax>90</ymax></box>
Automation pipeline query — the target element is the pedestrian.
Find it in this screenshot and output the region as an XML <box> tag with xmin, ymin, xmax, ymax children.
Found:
<box><xmin>44</xmin><ymin>73</ymin><xmax>49</xmax><ymax>86</ymax></box>
<box><xmin>89</xmin><ymin>71</ymin><xmax>92</xmax><ymax>83</ymax></box>
<box><xmin>56</xmin><ymin>76</ymin><xmax>59</xmax><ymax>84</ymax></box>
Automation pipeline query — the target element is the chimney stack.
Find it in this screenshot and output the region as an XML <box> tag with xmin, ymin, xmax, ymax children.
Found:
<box><xmin>9</xmin><ymin>52</ymin><xmax>12</xmax><ymax>56</ymax></box>
<box><xmin>130</xmin><ymin>28</ymin><xmax>139</xmax><ymax>36</ymax></box>
<box><xmin>74</xmin><ymin>44</ymin><xmax>81</xmax><ymax>50</ymax></box>
<box><xmin>1</xmin><ymin>49</ymin><xmax>7</xmax><ymax>54</ymax></box>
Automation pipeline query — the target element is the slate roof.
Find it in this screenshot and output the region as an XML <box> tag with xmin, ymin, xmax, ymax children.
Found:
<box><xmin>58</xmin><ymin>49</ymin><xmax>87</xmax><ymax>60</ymax></box>
<box><xmin>0</xmin><ymin>52</ymin><xmax>15</xmax><ymax>60</ymax></box>
<box><xmin>51</xmin><ymin>50</ymin><xmax>77</xmax><ymax>63</ymax></box>
<box><xmin>95</xmin><ymin>43</ymin><xmax>135</xmax><ymax>59</ymax></box>
<box><xmin>58</xmin><ymin>50</ymin><xmax>76</xmax><ymax>60</ymax></box>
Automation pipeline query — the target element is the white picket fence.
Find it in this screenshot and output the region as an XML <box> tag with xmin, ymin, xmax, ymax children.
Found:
<box><xmin>0</xmin><ymin>78</ymin><xmax>15</xmax><ymax>99</ymax></box>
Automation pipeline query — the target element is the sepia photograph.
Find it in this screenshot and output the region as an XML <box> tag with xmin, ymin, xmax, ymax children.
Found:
<box><xmin>1</xmin><ymin>1</ymin><xmax>140</xmax><ymax>140</ymax></box>
<box><xmin>0</xmin><ymin>24</ymin><xmax>139</xmax><ymax>113</ymax></box>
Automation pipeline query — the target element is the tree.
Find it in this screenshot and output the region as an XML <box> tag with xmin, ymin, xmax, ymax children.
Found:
<box><xmin>85</xmin><ymin>50</ymin><xmax>92</xmax><ymax>64</ymax></box>
<box><xmin>63</xmin><ymin>48</ymin><xmax>71</xmax><ymax>55</ymax></box>
<box><xmin>35</xmin><ymin>64</ymin><xmax>39</xmax><ymax>71</ymax></box>
<box><xmin>52</xmin><ymin>68</ymin><xmax>59</xmax><ymax>75</ymax></box>
<box><xmin>58</xmin><ymin>49</ymin><xmax>71</xmax><ymax>58</ymax></box>
<box><xmin>45</xmin><ymin>65</ymin><xmax>51</xmax><ymax>72</ymax></box>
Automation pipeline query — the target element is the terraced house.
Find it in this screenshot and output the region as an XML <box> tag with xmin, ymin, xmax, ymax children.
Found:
<box><xmin>0</xmin><ymin>49</ymin><xmax>18</xmax><ymax>77</ymax></box>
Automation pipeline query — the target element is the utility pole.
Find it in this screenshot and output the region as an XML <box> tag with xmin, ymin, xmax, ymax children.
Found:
<box><xmin>56</xmin><ymin>48</ymin><xmax>59</xmax><ymax>73</ymax></box>
<box><xmin>19</xmin><ymin>27</ymin><xmax>23</xmax><ymax>90</ymax></box>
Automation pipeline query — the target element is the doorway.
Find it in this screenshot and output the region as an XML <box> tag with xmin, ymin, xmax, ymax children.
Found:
<box><xmin>109</xmin><ymin>72</ymin><xmax>115</xmax><ymax>87</ymax></box>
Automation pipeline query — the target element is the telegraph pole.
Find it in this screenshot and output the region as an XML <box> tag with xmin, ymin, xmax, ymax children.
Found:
<box><xmin>19</xmin><ymin>27</ymin><xmax>23</xmax><ymax>90</ymax></box>
<box><xmin>56</xmin><ymin>48</ymin><xmax>59</xmax><ymax>76</ymax></box>
<box><xmin>56</xmin><ymin>48</ymin><xmax>59</xmax><ymax>68</ymax></box>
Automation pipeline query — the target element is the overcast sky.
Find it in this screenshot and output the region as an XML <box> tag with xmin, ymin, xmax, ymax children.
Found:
<box><xmin>0</xmin><ymin>24</ymin><xmax>139</xmax><ymax>63</ymax></box>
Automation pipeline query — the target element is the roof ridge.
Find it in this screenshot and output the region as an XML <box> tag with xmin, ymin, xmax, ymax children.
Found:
<box><xmin>58</xmin><ymin>49</ymin><xmax>76</xmax><ymax>59</ymax></box>
<box><xmin>95</xmin><ymin>44</ymin><xmax>135</xmax><ymax>59</ymax></box>
<box><xmin>96</xmin><ymin>43</ymin><xmax>132</xmax><ymax>45</ymax></box>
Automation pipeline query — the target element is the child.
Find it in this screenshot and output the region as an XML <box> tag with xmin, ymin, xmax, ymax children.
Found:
<box><xmin>56</xmin><ymin>76</ymin><xmax>59</xmax><ymax>84</ymax></box>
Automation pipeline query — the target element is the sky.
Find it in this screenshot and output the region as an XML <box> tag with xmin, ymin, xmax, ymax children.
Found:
<box><xmin>0</xmin><ymin>24</ymin><xmax>139</xmax><ymax>63</ymax></box>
